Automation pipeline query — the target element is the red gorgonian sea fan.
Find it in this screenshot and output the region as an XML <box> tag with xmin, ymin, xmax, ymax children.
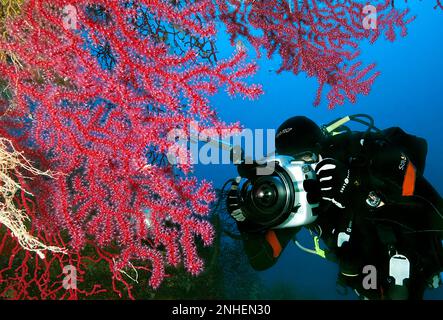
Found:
<box><xmin>217</xmin><ymin>0</ymin><xmax>415</xmax><ymax>109</ymax></box>
<box><xmin>0</xmin><ymin>0</ymin><xmax>262</xmax><ymax>290</ymax></box>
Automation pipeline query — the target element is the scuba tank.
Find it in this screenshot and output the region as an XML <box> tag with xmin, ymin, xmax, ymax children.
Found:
<box><xmin>380</xmin><ymin>127</ymin><xmax>427</xmax><ymax>176</ymax></box>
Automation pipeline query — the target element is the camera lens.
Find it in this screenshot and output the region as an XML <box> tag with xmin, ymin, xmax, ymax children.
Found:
<box><xmin>254</xmin><ymin>183</ymin><xmax>277</xmax><ymax>208</ymax></box>
<box><xmin>238</xmin><ymin>170</ymin><xmax>294</xmax><ymax>227</ymax></box>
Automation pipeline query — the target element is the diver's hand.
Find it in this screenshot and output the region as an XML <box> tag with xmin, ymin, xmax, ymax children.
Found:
<box><xmin>302</xmin><ymin>178</ymin><xmax>321</xmax><ymax>205</ymax></box>
<box><xmin>314</xmin><ymin>158</ymin><xmax>353</xmax><ymax>209</ymax></box>
<box><xmin>226</xmin><ymin>177</ymin><xmax>246</xmax><ymax>222</ymax></box>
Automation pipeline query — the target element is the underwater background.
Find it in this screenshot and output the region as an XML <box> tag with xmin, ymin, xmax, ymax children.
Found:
<box><xmin>195</xmin><ymin>3</ymin><xmax>443</xmax><ymax>300</ymax></box>
<box><xmin>0</xmin><ymin>1</ymin><xmax>441</xmax><ymax>300</ymax></box>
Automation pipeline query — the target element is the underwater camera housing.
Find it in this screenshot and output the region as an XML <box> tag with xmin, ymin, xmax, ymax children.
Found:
<box><xmin>233</xmin><ymin>155</ymin><xmax>319</xmax><ymax>230</ymax></box>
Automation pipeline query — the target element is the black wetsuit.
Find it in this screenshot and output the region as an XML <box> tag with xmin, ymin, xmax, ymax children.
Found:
<box><xmin>234</xmin><ymin>127</ymin><xmax>443</xmax><ymax>300</ymax></box>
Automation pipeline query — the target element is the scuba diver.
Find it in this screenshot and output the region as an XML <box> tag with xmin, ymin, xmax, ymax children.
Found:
<box><xmin>225</xmin><ymin>114</ymin><xmax>443</xmax><ymax>300</ymax></box>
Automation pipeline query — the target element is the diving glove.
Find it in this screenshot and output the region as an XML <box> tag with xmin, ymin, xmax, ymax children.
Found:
<box><xmin>304</xmin><ymin>158</ymin><xmax>354</xmax><ymax>209</ymax></box>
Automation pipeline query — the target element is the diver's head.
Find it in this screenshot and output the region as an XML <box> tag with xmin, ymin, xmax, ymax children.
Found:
<box><xmin>275</xmin><ymin>116</ymin><xmax>324</xmax><ymax>162</ymax></box>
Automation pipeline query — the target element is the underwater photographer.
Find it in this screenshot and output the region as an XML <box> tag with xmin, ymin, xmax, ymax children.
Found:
<box><xmin>225</xmin><ymin>114</ymin><xmax>443</xmax><ymax>300</ymax></box>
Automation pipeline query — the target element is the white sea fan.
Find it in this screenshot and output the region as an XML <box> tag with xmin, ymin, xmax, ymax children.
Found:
<box><xmin>0</xmin><ymin>138</ymin><xmax>66</xmax><ymax>258</ymax></box>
